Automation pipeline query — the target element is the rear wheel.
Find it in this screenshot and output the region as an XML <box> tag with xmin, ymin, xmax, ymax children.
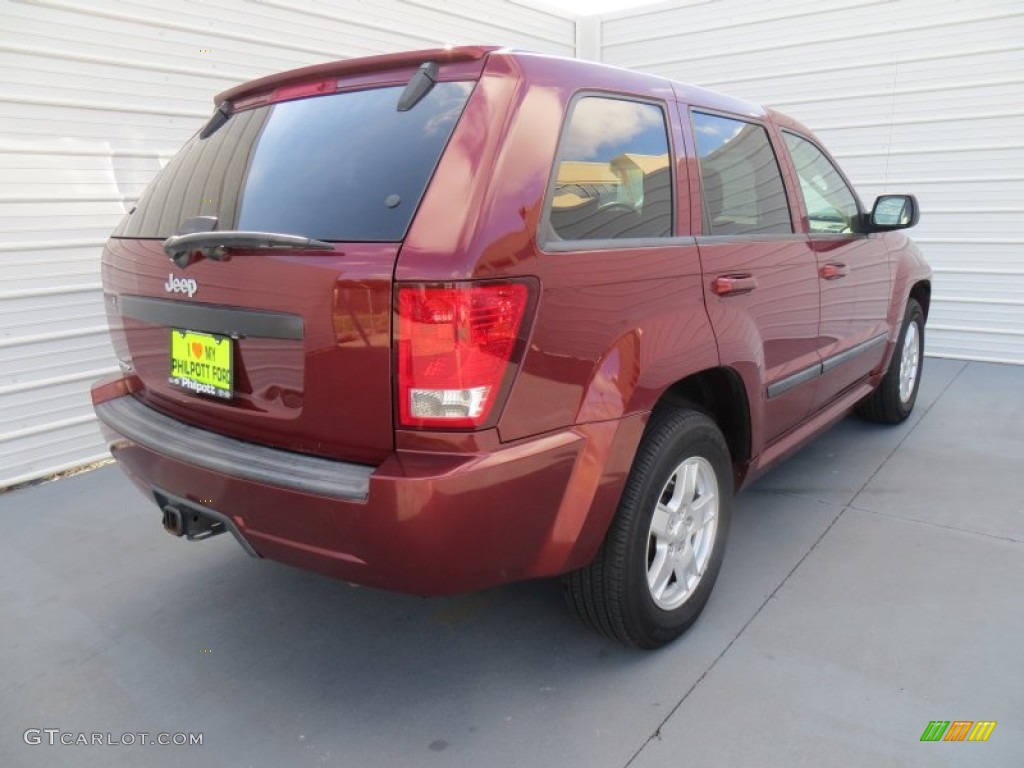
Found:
<box><xmin>857</xmin><ymin>298</ymin><xmax>924</xmax><ymax>424</ymax></box>
<box><xmin>562</xmin><ymin>407</ymin><xmax>732</xmax><ymax>649</ymax></box>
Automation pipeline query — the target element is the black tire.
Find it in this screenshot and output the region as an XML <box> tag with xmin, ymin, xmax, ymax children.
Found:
<box><xmin>562</xmin><ymin>407</ymin><xmax>733</xmax><ymax>649</ymax></box>
<box><xmin>857</xmin><ymin>298</ymin><xmax>924</xmax><ymax>424</ymax></box>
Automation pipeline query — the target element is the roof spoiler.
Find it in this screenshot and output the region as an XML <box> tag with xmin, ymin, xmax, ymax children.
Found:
<box><xmin>215</xmin><ymin>46</ymin><xmax>499</xmax><ymax>106</ymax></box>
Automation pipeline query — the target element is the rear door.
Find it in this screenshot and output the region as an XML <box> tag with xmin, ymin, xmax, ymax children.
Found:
<box><xmin>102</xmin><ymin>76</ymin><xmax>477</xmax><ymax>464</ymax></box>
<box><xmin>687</xmin><ymin>110</ymin><xmax>821</xmax><ymax>442</ymax></box>
<box><xmin>779</xmin><ymin>131</ymin><xmax>892</xmax><ymax>411</ymax></box>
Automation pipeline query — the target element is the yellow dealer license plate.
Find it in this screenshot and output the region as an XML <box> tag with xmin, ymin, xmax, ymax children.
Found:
<box><xmin>169</xmin><ymin>330</ymin><xmax>233</xmax><ymax>399</ymax></box>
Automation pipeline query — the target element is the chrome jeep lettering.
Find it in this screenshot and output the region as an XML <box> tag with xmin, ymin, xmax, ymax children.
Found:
<box><xmin>164</xmin><ymin>274</ymin><xmax>198</xmax><ymax>297</ymax></box>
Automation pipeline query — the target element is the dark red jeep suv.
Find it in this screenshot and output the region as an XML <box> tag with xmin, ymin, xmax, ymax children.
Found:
<box><xmin>92</xmin><ymin>47</ymin><xmax>930</xmax><ymax>648</ymax></box>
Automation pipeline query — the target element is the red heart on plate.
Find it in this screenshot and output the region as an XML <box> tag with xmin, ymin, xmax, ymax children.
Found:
<box><xmin>191</xmin><ymin>341</ymin><xmax>204</xmax><ymax>359</ymax></box>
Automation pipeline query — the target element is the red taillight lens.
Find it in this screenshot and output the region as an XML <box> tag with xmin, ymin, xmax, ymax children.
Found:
<box><xmin>397</xmin><ymin>282</ymin><xmax>530</xmax><ymax>429</ymax></box>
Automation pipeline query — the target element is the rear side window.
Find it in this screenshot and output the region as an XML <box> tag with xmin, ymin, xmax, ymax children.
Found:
<box><xmin>547</xmin><ymin>96</ymin><xmax>673</xmax><ymax>242</ymax></box>
<box><xmin>691</xmin><ymin>112</ymin><xmax>791</xmax><ymax>236</ymax></box>
<box><xmin>113</xmin><ymin>82</ymin><xmax>475</xmax><ymax>242</ymax></box>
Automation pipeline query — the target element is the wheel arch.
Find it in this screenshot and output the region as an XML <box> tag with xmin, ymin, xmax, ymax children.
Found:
<box><xmin>560</xmin><ymin>365</ymin><xmax>752</xmax><ymax>575</ymax></box>
<box><xmin>910</xmin><ymin>279</ymin><xmax>931</xmax><ymax>321</ymax></box>
<box><xmin>651</xmin><ymin>366</ymin><xmax>752</xmax><ymax>483</ymax></box>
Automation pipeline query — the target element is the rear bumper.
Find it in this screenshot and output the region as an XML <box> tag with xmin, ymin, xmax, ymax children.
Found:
<box><xmin>96</xmin><ymin>395</ymin><xmax>374</xmax><ymax>500</ymax></box>
<box><xmin>94</xmin><ymin>389</ymin><xmax>645</xmax><ymax>595</ymax></box>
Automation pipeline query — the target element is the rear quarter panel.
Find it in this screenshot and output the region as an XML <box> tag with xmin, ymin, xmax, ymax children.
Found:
<box><xmin>399</xmin><ymin>52</ymin><xmax>721</xmax><ymax>438</ymax></box>
<box><xmin>396</xmin><ymin>54</ymin><xmax>723</xmax><ymax>571</ymax></box>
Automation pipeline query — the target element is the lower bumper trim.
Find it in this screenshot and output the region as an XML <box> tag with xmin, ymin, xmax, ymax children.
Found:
<box><xmin>96</xmin><ymin>396</ymin><xmax>373</xmax><ymax>501</ymax></box>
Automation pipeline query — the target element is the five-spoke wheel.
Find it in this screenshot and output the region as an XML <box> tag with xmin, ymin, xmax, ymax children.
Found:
<box><xmin>646</xmin><ymin>457</ymin><xmax>719</xmax><ymax>611</ymax></box>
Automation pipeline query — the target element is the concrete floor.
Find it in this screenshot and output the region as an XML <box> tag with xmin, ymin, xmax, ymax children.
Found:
<box><xmin>1</xmin><ymin>359</ymin><xmax>1021</xmax><ymax>768</ymax></box>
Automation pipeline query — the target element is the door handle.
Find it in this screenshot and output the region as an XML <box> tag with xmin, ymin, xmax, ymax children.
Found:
<box><xmin>711</xmin><ymin>274</ymin><xmax>758</xmax><ymax>296</ymax></box>
<box><xmin>820</xmin><ymin>262</ymin><xmax>848</xmax><ymax>280</ymax></box>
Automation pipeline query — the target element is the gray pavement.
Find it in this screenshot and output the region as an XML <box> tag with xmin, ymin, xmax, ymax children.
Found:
<box><xmin>1</xmin><ymin>359</ymin><xmax>1021</xmax><ymax>767</ymax></box>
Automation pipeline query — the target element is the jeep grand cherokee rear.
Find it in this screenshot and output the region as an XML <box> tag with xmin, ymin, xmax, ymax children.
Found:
<box><xmin>91</xmin><ymin>48</ymin><xmax>598</xmax><ymax>595</ymax></box>
<box><xmin>93</xmin><ymin>47</ymin><xmax>930</xmax><ymax>649</ymax></box>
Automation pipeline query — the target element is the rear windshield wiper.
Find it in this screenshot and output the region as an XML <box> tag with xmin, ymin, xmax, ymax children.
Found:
<box><xmin>397</xmin><ymin>61</ymin><xmax>439</xmax><ymax>112</ymax></box>
<box><xmin>163</xmin><ymin>231</ymin><xmax>333</xmax><ymax>269</ymax></box>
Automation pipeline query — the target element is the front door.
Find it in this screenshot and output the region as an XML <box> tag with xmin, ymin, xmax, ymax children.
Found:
<box><xmin>780</xmin><ymin>131</ymin><xmax>893</xmax><ymax>411</ymax></box>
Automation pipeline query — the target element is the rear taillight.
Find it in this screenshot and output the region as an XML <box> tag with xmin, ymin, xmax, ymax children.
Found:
<box><xmin>396</xmin><ymin>282</ymin><xmax>531</xmax><ymax>429</ymax></box>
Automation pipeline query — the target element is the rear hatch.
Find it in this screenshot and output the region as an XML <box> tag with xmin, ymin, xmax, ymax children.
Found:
<box><xmin>102</xmin><ymin>52</ymin><xmax>483</xmax><ymax>464</ymax></box>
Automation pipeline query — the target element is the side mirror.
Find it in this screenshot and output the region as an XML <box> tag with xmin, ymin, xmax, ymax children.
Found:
<box><xmin>869</xmin><ymin>194</ymin><xmax>919</xmax><ymax>231</ymax></box>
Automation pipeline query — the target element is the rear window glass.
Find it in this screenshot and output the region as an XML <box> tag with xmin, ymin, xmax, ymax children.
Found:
<box><xmin>546</xmin><ymin>96</ymin><xmax>673</xmax><ymax>242</ymax></box>
<box><xmin>691</xmin><ymin>111</ymin><xmax>792</xmax><ymax>236</ymax></box>
<box><xmin>113</xmin><ymin>82</ymin><xmax>475</xmax><ymax>242</ymax></box>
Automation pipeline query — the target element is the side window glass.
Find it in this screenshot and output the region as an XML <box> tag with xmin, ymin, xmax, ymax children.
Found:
<box><xmin>691</xmin><ymin>112</ymin><xmax>792</xmax><ymax>236</ymax></box>
<box><xmin>783</xmin><ymin>132</ymin><xmax>860</xmax><ymax>234</ymax></box>
<box><xmin>548</xmin><ymin>97</ymin><xmax>673</xmax><ymax>241</ymax></box>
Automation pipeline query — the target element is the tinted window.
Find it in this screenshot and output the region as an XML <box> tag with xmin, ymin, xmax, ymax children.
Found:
<box><xmin>691</xmin><ymin>112</ymin><xmax>791</xmax><ymax>236</ymax></box>
<box><xmin>114</xmin><ymin>82</ymin><xmax>474</xmax><ymax>241</ymax></box>
<box><xmin>783</xmin><ymin>132</ymin><xmax>860</xmax><ymax>234</ymax></box>
<box><xmin>547</xmin><ymin>97</ymin><xmax>673</xmax><ymax>241</ymax></box>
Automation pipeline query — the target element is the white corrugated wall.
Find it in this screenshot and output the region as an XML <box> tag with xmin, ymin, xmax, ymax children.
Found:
<box><xmin>3</xmin><ymin>0</ymin><xmax>1022</xmax><ymax>487</ymax></box>
<box><xmin>591</xmin><ymin>0</ymin><xmax>1024</xmax><ymax>364</ymax></box>
<box><xmin>0</xmin><ymin>0</ymin><xmax>575</xmax><ymax>487</ymax></box>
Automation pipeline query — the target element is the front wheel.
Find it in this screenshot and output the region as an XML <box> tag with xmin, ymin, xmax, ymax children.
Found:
<box><xmin>857</xmin><ymin>298</ymin><xmax>924</xmax><ymax>424</ymax></box>
<box><xmin>562</xmin><ymin>407</ymin><xmax>733</xmax><ymax>649</ymax></box>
